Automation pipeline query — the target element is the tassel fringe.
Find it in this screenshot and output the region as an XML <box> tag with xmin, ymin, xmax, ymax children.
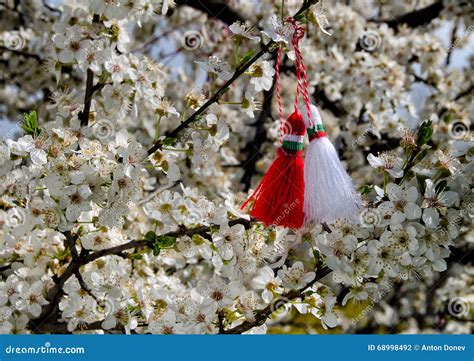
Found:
<box><xmin>242</xmin><ymin>111</ymin><xmax>305</xmax><ymax>229</ymax></box>
<box><xmin>302</xmin><ymin>105</ymin><xmax>361</xmax><ymax>224</ymax></box>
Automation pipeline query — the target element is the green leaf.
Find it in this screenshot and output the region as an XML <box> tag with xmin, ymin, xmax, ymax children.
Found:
<box><xmin>293</xmin><ymin>12</ymin><xmax>307</xmax><ymax>22</ymax></box>
<box><xmin>152</xmin><ymin>244</ymin><xmax>161</xmax><ymax>256</ymax></box>
<box><xmin>441</xmin><ymin>111</ymin><xmax>455</xmax><ymax>123</ymax></box>
<box><xmin>358</xmin><ymin>184</ymin><xmax>374</xmax><ymax>196</ymax></box>
<box><xmin>416</xmin><ymin>120</ymin><xmax>433</xmax><ymax>146</ymax></box>
<box><xmin>156</xmin><ymin>235</ymin><xmax>176</xmax><ymax>248</ymax></box>
<box><xmin>21</xmin><ymin>110</ymin><xmax>41</xmax><ymax>136</ymax></box>
<box><xmin>162</xmin><ymin>137</ymin><xmax>177</xmax><ymax>146</ymax></box>
<box><xmin>21</xmin><ymin>126</ymin><xmax>34</xmax><ymax>133</ymax></box>
<box><xmin>144</xmin><ymin>231</ymin><xmax>157</xmax><ymax>242</ymax></box>
<box><xmin>239</xmin><ymin>50</ymin><xmax>254</xmax><ymax>66</ymax></box>
<box><xmin>77</xmin><ymin>225</ymin><xmax>85</xmax><ymax>236</ymax></box>
<box><xmin>31</xmin><ymin>111</ymin><xmax>38</xmax><ymax>128</ymax></box>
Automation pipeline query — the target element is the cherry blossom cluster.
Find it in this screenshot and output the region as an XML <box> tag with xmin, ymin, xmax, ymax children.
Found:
<box><xmin>0</xmin><ymin>0</ymin><xmax>472</xmax><ymax>334</ymax></box>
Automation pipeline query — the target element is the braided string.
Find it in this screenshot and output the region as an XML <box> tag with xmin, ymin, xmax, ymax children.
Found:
<box><xmin>276</xmin><ymin>46</ymin><xmax>284</xmax><ymax>144</ymax></box>
<box><xmin>288</xmin><ymin>18</ymin><xmax>312</xmax><ymax>128</ymax></box>
<box><xmin>275</xmin><ymin>18</ymin><xmax>311</xmax><ymax>143</ymax></box>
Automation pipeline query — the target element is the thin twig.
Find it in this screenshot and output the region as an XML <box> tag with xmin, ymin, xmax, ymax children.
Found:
<box><xmin>74</xmin><ymin>269</ymin><xmax>99</xmax><ymax>302</ymax></box>
<box><xmin>28</xmin><ymin>218</ymin><xmax>253</xmax><ymax>331</ymax></box>
<box><xmin>0</xmin><ymin>264</ymin><xmax>12</xmax><ymax>272</ymax></box>
<box><xmin>146</xmin><ymin>0</ymin><xmax>319</xmax><ymax>156</ymax></box>
<box><xmin>222</xmin><ymin>266</ymin><xmax>331</xmax><ymax>334</ymax></box>
<box><xmin>445</xmin><ymin>20</ymin><xmax>459</xmax><ymax>66</ymax></box>
<box><xmin>0</xmin><ymin>46</ymin><xmax>41</xmax><ymax>61</ymax></box>
<box><xmin>79</xmin><ymin>69</ymin><xmax>94</xmax><ymax>126</ymax></box>
<box><xmin>374</xmin><ymin>1</ymin><xmax>444</xmax><ymax>30</ymax></box>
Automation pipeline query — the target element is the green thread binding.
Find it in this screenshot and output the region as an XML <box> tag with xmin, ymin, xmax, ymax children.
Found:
<box><xmin>307</xmin><ymin>124</ymin><xmax>326</xmax><ymax>136</ymax></box>
<box><xmin>282</xmin><ymin>140</ymin><xmax>304</xmax><ymax>150</ymax></box>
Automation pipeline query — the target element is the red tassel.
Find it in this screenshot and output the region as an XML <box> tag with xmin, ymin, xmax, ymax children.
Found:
<box><xmin>242</xmin><ymin>111</ymin><xmax>305</xmax><ymax>228</ymax></box>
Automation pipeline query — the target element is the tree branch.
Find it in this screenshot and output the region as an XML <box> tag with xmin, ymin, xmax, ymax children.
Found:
<box><xmin>222</xmin><ymin>266</ymin><xmax>331</xmax><ymax>334</ymax></box>
<box><xmin>74</xmin><ymin>269</ymin><xmax>99</xmax><ymax>301</ymax></box>
<box><xmin>446</xmin><ymin>20</ymin><xmax>459</xmax><ymax>66</ymax></box>
<box><xmin>147</xmin><ymin>0</ymin><xmax>320</xmax><ymax>156</ymax></box>
<box><xmin>454</xmin><ymin>84</ymin><xmax>473</xmax><ymax>101</ymax></box>
<box><xmin>438</xmin><ymin>83</ymin><xmax>473</xmax><ymax>118</ymax></box>
<box><xmin>79</xmin><ymin>69</ymin><xmax>95</xmax><ymax>126</ymax></box>
<box><xmin>376</xmin><ymin>1</ymin><xmax>444</xmax><ymax>30</ymax></box>
<box><xmin>30</xmin><ymin>320</ymin><xmax>124</xmax><ymax>334</ymax></box>
<box><xmin>0</xmin><ymin>46</ymin><xmax>41</xmax><ymax>61</ymax></box>
<box><xmin>174</xmin><ymin>0</ymin><xmax>245</xmax><ymax>25</ymax></box>
<box><xmin>0</xmin><ymin>264</ymin><xmax>12</xmax><ymax>272</ymax></box>
<box><xmin>28</xmin><ymin>217</ymin><xmax>252</xmax><ymax>332</ymax></box>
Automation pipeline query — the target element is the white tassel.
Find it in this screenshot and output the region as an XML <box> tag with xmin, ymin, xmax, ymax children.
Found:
<box><xmin>301</xmin><ymin>104</ymin><xmax>361</xmax><ymax>224</ymax></box>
